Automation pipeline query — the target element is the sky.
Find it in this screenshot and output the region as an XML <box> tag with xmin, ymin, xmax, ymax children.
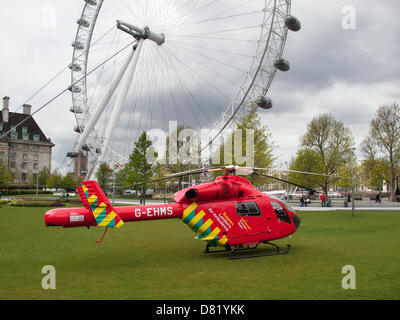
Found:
<box><xmin>0</xmin><ymin>0</ymin><xmax>399</xmax><ymax>172</ymax></box>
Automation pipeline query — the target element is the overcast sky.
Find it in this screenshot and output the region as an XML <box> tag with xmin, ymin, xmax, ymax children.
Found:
<box><xmin>0</xmin><ymin>0</ymin><xmax>399</xmax><ymax>172</ymax></box>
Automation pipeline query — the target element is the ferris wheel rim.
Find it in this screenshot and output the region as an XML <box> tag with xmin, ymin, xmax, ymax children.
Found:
<box><xmin>69</xmin><ymin>0</ymin><xmax>293</xmax><ymax>170</ymax></box>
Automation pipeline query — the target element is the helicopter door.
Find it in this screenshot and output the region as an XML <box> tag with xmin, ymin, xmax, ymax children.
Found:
<box><xmin>235</xmin><ymin>201</ymin><xmax>266</xmax><ymax>235</ymax></box>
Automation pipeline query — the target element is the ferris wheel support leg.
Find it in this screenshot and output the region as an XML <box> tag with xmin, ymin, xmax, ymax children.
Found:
<box><xmin>90</xmin><ymin>38</ymin><xmax>145</xmax><ymax>179</ymax></box>
<box><xmin>74</xmin><ymin>47</ymin><xmax>137</xmax><ymax>154</ymax></box>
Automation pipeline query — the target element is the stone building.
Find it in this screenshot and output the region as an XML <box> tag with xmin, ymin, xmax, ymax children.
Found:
<box><xmin>0</xmin><ymin>96</ymin><xmax>55</xmax><ymax>184</ymax></box>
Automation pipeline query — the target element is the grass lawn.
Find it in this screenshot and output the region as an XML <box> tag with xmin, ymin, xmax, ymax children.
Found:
<box><xmin>0</xmin><ymin>205</ymin><xmax>399</xmax><ymax>300</ymax></box>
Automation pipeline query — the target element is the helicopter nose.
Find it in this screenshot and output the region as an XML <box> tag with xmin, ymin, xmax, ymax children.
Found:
<box><xmin>291</xmin><ymin>213</ymin><xmax>301</xmax><ymax>230</ymax></box>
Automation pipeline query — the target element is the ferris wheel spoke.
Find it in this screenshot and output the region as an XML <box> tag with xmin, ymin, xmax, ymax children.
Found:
<box><xmin>174</xmin><ymin>10</ymin><xmax>263</xmax><ymax>36</ymax></box>
<box><xmin>160</xmin><ymin>48</ymin><xmax>203</xmax><ymax>128</ymax></box>
<box><xmin>163</xmin><ymin>46</ymin><xmax>226</xmax><ymax>122</ymax></box>
<box><xmin>178</xmin><ymin>24</ymin><xmax>262</xmax><ymax>38</ymax></box>
<box><xmin>162</xmin><ymin>45</ymin><xmax>232</xmax><ymax>104</ymax></box>
<box><xmin>168</xmin><ymin>0</ymin><xmax>226</xmax><ymax>32</ymax></box>
<box><xmin>163</xmin><ymin>49</ymin><xmax>205</xmax><ymax>128</ymax></box>
<box><xmin>170</xmin><ymin>43</ymin><xmax>245</xmax><ymax>88</ymax></box>
<box><xmin>144</xmin><ymin>47</ymin><xmax>186</xmax><ymax>127</ymax></box>
<box><xmin>193</xmin><ymin>10</ymin><xmax>262</xmax><ymax>24</ymax></box>
<box><xmin>205</xmin><ymin>0</ymin><xmax>259</xmax><ymax>21</ymax></box>
<box><xmin>169</xmin><ymin>34</ymin><xmax>259</xmax><ymax>43</ymax></box>
<box><xmin>171</xmin><ymin>40</ymin><xmax>253</xmax><ymax>59</ymax></box>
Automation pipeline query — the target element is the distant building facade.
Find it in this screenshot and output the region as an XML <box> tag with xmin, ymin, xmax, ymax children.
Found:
<box><xmin>0</xmin><ymin>96</ymin><xmax>55</xmax><ymax>184</ymax></box>
<box><xmin>73</xmin><ymin>151</ymin><xmax>88</xmax><ymax>179</ymax></box>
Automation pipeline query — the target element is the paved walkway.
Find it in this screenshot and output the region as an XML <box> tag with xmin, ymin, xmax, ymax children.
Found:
<box><xmin>293</xmin><ymin>206</ymin><xmax>400</xmax><ymax>212</ymax></box>
<box><xmin>290</xmin><ymin>199</ymin><xmax>400</xmax><ymax>212</ymax></box>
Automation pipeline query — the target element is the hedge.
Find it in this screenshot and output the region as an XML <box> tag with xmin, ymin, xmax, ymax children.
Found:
<box><xmin>0</xmin><ymin>190</ymin><xmax>53</xmax><ymax>196</ymax></box>
<box><xmin>10</xmin><ymin>199</ymin><xmax>65</xmax><ymax>208</ymax></box>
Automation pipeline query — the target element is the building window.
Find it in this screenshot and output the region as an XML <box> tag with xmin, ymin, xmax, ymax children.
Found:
<box><xmin>0</xmin><ymin>124</ymin><xmax>3</xmax><ymax>131</ymax></box>
<box><xmin>11</xmin><ymin>144</ymin><xmax>17</xmax><ymax>151</ymax></box>
<box><xmin>23</xmin><ymin>153</ymin><xmax>28</xmax><ymax>160</ymax></box>
<box><xmin>33</xmin><ymin>163</ymin><xmax>39</xmax><ymax>170</ymax></box>
<box><xmin>0</xmin><ymin>151</ymin><xmax>3</xmax><ymax>158</ymax></box>
<box><xmin>33</xmin><ymin>135</ymin><xmax>40</xmax><ymax>142</ymax></box>
<box><xmin>11</xmin><ymin>126</ymin><xmax>17</xmax><ymax>132</ymax></box>
<box><xmin>11</xmin><ymin>153</ymin><xmax>16</xmax><ymax>160</ymax></box>
<box><xmin>11</xmin><ymin>132</ymin><xmax>18</xmax><ymax>140</ymax></box>
<box><xmin>33</xmin><ymin>154</ymin><xmax>39</xmax><ymax>160</ymax></box>
<box><xmin>10</xmin><ymin>162</ymin><xmax>16</xmax><ymax>169</ymax></box>
<box><xmin>22</xmin><ymin>173</ymin><xmax>27</xmax><ymax>183</ymax></box>
<box><xmin>23</xmin><ymin>145</ymin><xmax>28</xmax><ymax>151</ymax></box>
<box><xmin>34</xmin><ymin>146</ymin><xmax>39</xmax><ymax>151</ymax></box>
<box><xmin>21</xmin><ymin>162</ymin><xmax>27</xmax><ymax>170</ymax></box>
<box><xmin>22</xmin><ymin>127</ymin><xmax>28</xmax><ymax>134</ymax></box>
<box><xmin>23</xmin><ymin>134</ymin><xmax>29</xmax><ymax>141</ymax></box>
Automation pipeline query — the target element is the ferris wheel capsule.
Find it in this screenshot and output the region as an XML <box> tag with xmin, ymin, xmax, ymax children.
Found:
<box><xmin>274</xmin><ymin>58</ymin><xmax>291</xmax><ymax>72</ymax></box>
<box><xmin>81</xmin><ymin>144</ymin><xmax>91</xmax><ymax>152</ymax></box>
<box><xmin>285</xmin><ymin>16</ymin><xmax>301</xmax><ymax>32</ymax></box>
<box><xmin>255</xmin><ymin>96</ymin><xmax>273</xmax><ymax>110</ymax></box>
<box><xmin>70</xmin><ymin>106</ymin><xmax>83</xmax><ymax>114</ymax></box>
<box><xmin>74</xmin><ymin>125</ymin><xmax>85</xmax><ymax>134</ymax></box>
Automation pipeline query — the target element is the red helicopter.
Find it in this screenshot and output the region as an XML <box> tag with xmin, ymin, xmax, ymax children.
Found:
<box><xmin>45</xmin><ymin>166</ymin><xmax>306</xmax><ymax>259</ymax></box>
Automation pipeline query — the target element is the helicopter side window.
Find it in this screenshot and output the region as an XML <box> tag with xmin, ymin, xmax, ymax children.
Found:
<box><xmin>236</xmin><ymin>202</ymin><xmax>262</xmax><ymax>217</ymax></box>
<box><xmin>270</xmin><ymin>201</ymin><xmax>292</xmax><ymax>224</ymax></box>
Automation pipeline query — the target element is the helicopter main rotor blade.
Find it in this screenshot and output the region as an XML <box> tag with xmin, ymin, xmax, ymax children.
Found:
<box><xmin>254</xmin><ymin>167</ymin><xmax>350</xmax><ymax>180</ymax></box>
<box><xmin>131</xmin><ymin>167</ymin><xmax>225</xmax><ymax>187</ymax></box>
<box><xmin>254</xmin><ymin>172</ymin><xmax>320</xmax><ymax>194</ymax></box>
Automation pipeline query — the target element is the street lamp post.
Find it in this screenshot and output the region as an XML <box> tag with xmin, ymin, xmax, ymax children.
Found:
<box><xmin>349</xmin><ymin>147</ymin><xmax>356</xmax><ymax>217</ymax></box>
<box><xmin>111</xmin><ymin>173</ymin><xmax>116</xmax><ymax>206</ymax></box>
<box><xmin>285</xmin><ymin>161</ymin><xmax>289</xmax><ymax>202</ymax></box>
<box><xmin>36</xmin><ymin>173</ymin><xmax>39</xmax><ymax>197</ymax></box>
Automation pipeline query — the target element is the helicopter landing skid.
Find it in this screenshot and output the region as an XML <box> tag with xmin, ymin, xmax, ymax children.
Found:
<box><xmin>204</xmin><ymin>242</ymin><xmax>291</xmax><ymax>260</ymax></box>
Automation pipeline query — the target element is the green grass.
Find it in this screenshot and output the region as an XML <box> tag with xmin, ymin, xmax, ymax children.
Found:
<box><xmin>0</xmin><ymin>205</ymin><xmax>399</xmax><ymax>300</ymax></box>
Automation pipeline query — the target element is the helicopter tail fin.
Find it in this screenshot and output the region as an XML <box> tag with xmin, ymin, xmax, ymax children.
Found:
<box><xmin>77</xmin><ymin>181</ymin><xmax>124</xmax><ymax>229</ymax></box>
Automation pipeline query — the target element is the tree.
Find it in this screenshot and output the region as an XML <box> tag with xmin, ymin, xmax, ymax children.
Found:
<box><xmin>62</xmin><ymin>173</ymin><xmax>79</xmax><ymax>191</ymax></box>
<box><xmin>38</xmin><ymin>167</ymin><xmax>51</xmax><ymax>187</ymax></box>
<box><xmin>0</xmin><ymin>160</ymin><xmax>13</xmax><ymax>186</ymax></box>
<box><xmin>95</xmin><ymin>162</ymin><xmax>113</xmax><ymax>191</ymax></box>
<box><xmin>46</xmin><ymin>170</ymin><xmax>64</xmax><ymax>190</ymax></box>
<box><xmin>290</xmin><ymin>148</ymin><xmax>325</xmax><ymax>192</ymax></box>
<box><xmin>364</xmin><ymin>102</ymin><xmax>400</xmax><ymax>201</ymax></box>
<box><xmin>124</xmin><ymin>131</ymin><xmax>157</xmax><ymax>187</ymax></box>
<box><xmin>301</xmin><ymin>113</ymin><xmax>354</xmax><ymax>198</ymax></box>
<box><xmin>214</xmin><ymin>104</ymin><xmax>276</xmax><ymax>187</ymax></box>
<box><xmin>360</xmin><ymin>137</ymin><xmax>391</xmax><ymax>191</ymax></box>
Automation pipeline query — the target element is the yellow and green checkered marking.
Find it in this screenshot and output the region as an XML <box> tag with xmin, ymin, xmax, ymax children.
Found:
<box><xmin>81</xmin><ymin>184</ymin><xmax>124</xmax><ymax>229</ymax></box>
<box><xmin>182</xmin><ymin>202</ymin><xmax>228</xmax><ymax>247</ymax></box>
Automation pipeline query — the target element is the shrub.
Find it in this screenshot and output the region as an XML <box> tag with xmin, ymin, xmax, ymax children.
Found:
<box><xmin>10</xmin><ymin>199</ymin><xmax>65</xmax><ymax>208</ymax></box>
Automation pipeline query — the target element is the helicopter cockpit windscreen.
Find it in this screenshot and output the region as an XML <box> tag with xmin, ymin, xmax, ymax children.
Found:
<box><xmin>270</xmin><ymin>201</ymin><xmax>292</xmax><ymax>224</ymax></box>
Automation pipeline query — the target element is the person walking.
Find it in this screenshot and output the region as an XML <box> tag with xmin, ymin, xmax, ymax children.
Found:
<box><xmin>375</xmin><ymin>192</ymin><xmax>381</xmax><ymax>203</ymax></box>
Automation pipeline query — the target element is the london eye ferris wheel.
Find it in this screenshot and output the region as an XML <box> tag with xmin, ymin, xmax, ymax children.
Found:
<box><xmin>67</xmin><ymin>0</ymin><xmax>301</xmax><ymax>178</ymax></box>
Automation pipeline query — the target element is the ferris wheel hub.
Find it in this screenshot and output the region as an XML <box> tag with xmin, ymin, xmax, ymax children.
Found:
<box><xmin>117</xmin><ymin>20</ymin><xmax>165</xmax><ymax>45</ymax></box>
